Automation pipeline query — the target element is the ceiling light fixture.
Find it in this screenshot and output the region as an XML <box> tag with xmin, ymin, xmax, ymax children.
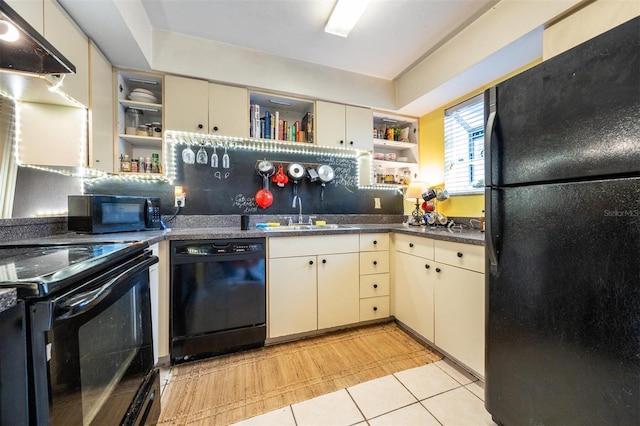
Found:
<box><xmin>325</xmin><ymin>0</ymin><xmax>371</xmax><ymax>38</ymax></box>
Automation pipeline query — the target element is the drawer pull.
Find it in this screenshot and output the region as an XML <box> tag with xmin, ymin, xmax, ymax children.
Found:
<box><xmin>373</xmin><ymin>306</ymin><xmax>378</xmax><ymax>311</ymax></box>
<box><xmin>373</xmin><ymin>240</ymin><xmax>377</xmax><ymax>245</ymax></box>
<box><xmin>457</xmin><ymin>252</ymin><xmax>463</xmax><ymax>258</ymax></box>
<box><xmin>309</xmin><ymin>260</ymin><xmax>314</xmax><ymax>265</ymax></box>
<box><xmin>322</xmin><ymin>259</ymin><xmax>327</xmax><ymax>264</ymax></box>
<box><xmin>373</xmin><ymin>284</ymin><xmax>378</xmax><ymax>289</ymax></box>
<box><xmin>409</xmin><ymin>243</ymin><xmax>414</xmax><ymax>248</ymax></box>
<box><xmin>373</xmin><ymin>261</ymin><xmax>378</xmax><ymax>265</ymax></box>
<box><xmin>436</xmin><ymin>267</ymin><xmax>441</xmax><ymax>273</ymax></box>
<box><xmin>425</xmin><ymin>264</ymin><xmax>430</xmax><ymax>269</ymax></box>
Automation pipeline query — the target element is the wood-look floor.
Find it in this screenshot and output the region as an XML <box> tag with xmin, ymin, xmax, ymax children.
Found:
<box><xmin>158</xmin><ymin>322</ymin><xmax>442</xmax><ymax>425</ymax></box>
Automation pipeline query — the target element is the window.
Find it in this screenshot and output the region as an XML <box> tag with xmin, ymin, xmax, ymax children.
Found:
<box><xmin>444</xmin><ymin>94</ymin><xmax>484</xmax><ymax>195</ymax></box>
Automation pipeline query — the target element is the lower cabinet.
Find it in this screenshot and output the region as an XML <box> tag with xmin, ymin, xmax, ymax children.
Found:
<box><xmin>394</xmin><ymin>250</ymin><xmax>436</xmax><ymax>342</ymax></box>
<box><xmin>268</xmin><ymin>235</ymin><xmax>360</xmax><ymax>339</ymax></box>
<box><xmin>433</xmin><ymin>263</ymin><xmax>485</xmax><ymax>375</ymax></box>
<box><xmin>318</xmin><ymin>253</ymin><xmax>360</xmax><ymax>329</ymax></box>
<box><xmin>393</xmin><ymin>233</ymin><xmax>485</xmax><ymax>377</ymax></box>
<box><xmin>268</xmin><ymin>256</ymin><xmax>318</xmax><ymax>337</ymax></box>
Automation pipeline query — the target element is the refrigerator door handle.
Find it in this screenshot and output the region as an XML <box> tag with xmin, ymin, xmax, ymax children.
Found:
<box><xmin>485</xmin><ymin>187</ymin><xmax>499</xmax><ymax>272</ymax></box>
<box><xmin>485</xmin><ymin>86</ymin><xmax>497</xmax><ymax>187</ymax></box>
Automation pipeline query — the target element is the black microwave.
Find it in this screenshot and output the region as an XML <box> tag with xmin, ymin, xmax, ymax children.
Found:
<box><xmin>68</xmin><ymin>195</ymin><xmax>161</xmax><ymax>234</ymax></box>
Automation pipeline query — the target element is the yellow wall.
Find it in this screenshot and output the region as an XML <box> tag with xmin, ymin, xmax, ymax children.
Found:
<box><xmin>418</xmin><ymin>60</ymin><xmax>541</xmax><ymax>217</ymax></box>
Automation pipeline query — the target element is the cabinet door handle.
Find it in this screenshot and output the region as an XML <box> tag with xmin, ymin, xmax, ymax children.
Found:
<box><xmin>309</xmin><ymin>260</ymin><xmax>314</xmax><ymax>265</ymax></box>
<box><xmin>322</xmin><ymin>259</ymin><xmax>327</xmax><ymax>264</ymax></box>
<box><xmin>373</xmin><ymin>306</ymin><xmax>378</xmax><ymax>311</ymax></box>
<box><xmin>373</xmin><ymin>240</ymin><xmax>377</xmax><ymax>245</ymax></box>
<box><xmin>373</xmin><ymin>284</ymin><xmax>378</xmax><ymax>289</ymax></box>
<box><xmin>212</xmin><ymin>126</ymin><xmax>219</xmax><ymax>132</ymax></box>
<box><xmin>425</xmin><ymin>264</ymin><xmax>430</xmax><ymax>269</ymax></box>
<box><xmin>197</xmin><ymin>123</ymin><xmax>204</xmax><ymax>129</ymax></box>
<box><xmin>349</xmin><ymin>141</ymin><xmax>354</xmax><ymax>145</ymax></box>
<box><xmin>373</xmin><ymin>260</ymin><xmax>378</xmax><ymax>266</ymax></box>
<box><xmin>409</xmin><ymin>243</ymin><xmax>414</xmax><ymax>248</ymax></box>
<box><xmin>435</xmin><ymin>267</ymin><xmax>441</xmax><ymax>273</ymax></box>
<box><xmin>339</xmin><ymin>140</ymin><xmax>344</xmax><ymax>144</ymax></box>
<box><xmin>457</xmin><ymin>252</ymin><xmax>463</xmax><ymax>258</ymax></box>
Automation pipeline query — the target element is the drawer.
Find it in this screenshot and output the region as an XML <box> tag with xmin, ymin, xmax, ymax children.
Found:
<box><xmin>394</xmin><ymin>233</ymin><xmax>434</xmax><ymax>259</ymax></box>
<box><xmin>359</xmin><ymin>233</ymin><xmax>389</xmax><ymax>251</ymax></box>
<box><xmin>360</xmin><ymin>296</ymin><xmax>390</xmax><ymax>321</ymax></box>
<box><xmin>269</xmin><ymin>234</ymin><xmax>359</xmax><ymax>258</ymax></box>
<box><xmin>360</xmin><ymin>273</ymin><xmax>389</xmax><ymax>298</ymax></box>
<box><xmin>434</xmin><ymin>240</ymin><xmax>485</xmax><ymax>273</ymax></box>
<box><xmin>360</xmin><ymin>251</ymin><xmax>389</xmax><ymax>275</ymax></box>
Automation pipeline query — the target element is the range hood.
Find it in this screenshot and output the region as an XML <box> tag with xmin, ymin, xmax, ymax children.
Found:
<box><xmin>0</xmin><ymin>0</ymin><xmax>75</xmax><ymax>75</ymax></box>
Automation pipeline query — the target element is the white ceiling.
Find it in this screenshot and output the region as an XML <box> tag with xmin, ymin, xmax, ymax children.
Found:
<box><xmin>58</xmin><ymin>0</ymin><xmax>573</xmax><ymax>115</ymax></box>
<box><xmin>138</xmin><ymin>0</ymin><xmax>497</xmax><ymax>80</ymax></box>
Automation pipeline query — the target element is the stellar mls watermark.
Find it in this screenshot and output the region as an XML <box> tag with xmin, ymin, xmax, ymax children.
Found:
<box><xmin>603</xmin><ymin>209</ymin><xmax>640</xmax><ymax>217</ymax></box>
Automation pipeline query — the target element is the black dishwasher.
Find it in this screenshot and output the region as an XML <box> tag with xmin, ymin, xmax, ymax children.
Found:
<box><xmin>170</xmin><ymin>239</ymin><xmax>266</xmax><ymax>364</ymax></box>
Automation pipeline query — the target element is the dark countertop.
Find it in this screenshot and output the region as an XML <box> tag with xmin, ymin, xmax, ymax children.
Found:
<box><xmin>0</xmin><ymin>288</ymin><xmax>17</xmax><ymax>314</ymax></box>
<box><xmin>1</xmin><ymin>223</ymin><xmax>484</xmax><ymax>246</ymax></box>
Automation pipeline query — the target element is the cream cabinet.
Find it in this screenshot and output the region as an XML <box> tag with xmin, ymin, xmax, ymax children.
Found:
<box><xmin>433</xmin><ymin>240</ymin><xmax>485</xmax><ymax>376</ymax></box>
<box><xmin>89</xmin><ymin>41</ymin><xmax>114</xmax><ymax>173</ymax></box>
<box><xmin>165</xmin><ymin>75</ymin><xmax>249</xmax><ymax>137</ymax></box>
<box><xmin>268</xmin><ymin>235</ymin><xmax>360</xmax><ymax>339</ymax></box>
<box><xmin>18</xmin><ymin>102</ymin><xmax>87</xmax><ymax>167</ymax></box>
<box><xmin>268</xmin><ymin>255</ymin><xmax>318</xmax><ymax>337</ymax></box>
<box><xmin>394</xmin><ymin>239</ymin><xmax>436</xmax><ymax>342</ymax></box>
<box><xmin>209</xmin><ymin>83</ymin><xmax>249</xmax><ymax>137</ymax></box>
<box><xmin>317</xmin><ymin>253</ymin><xmax>360</xmax><ymax>329</ymax></box>
<box><xmin>316</xmin><ymin>101</ymin><xmax>372</xmax><ymax>151</ymax></box>
<box><xmin>359</xmin><ymin>233</ymin><xmax>390</xmax><ymax>322</ymax></box>
<box><xmin>43</xmin><ymin>0</ymin><xmax>89</xmax><ymax>107</ymax></box>
<box><xmin>5</xmin><ymin>0</ymin><xmax>43</xmax><ymax>33</ymax></box>
<box><xmin>164</xmin><ymin>75</ymin><xmax>208</xmax><ymax>133</ymax></box>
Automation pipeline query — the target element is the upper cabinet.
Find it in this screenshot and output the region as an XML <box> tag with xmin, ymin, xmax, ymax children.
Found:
<box><xmin>316</xmin><ymin>101</ymin><xmax>372</xmax><ymax>151</ymax></box>
<box><xmin>5</xmin><ymin>0</ymin><xmax>43</xmax><ymax>33</ymax></box>
<box><xmin>165</xmin><ymin>75</ymin><xmax>249</xmax><ymax>138</ymax></box>
<box><xmin>43</xmin><ymin>0</ymin><xmax>89</xmax><ymax>107</ymax></box>
<box><xmin>89</xmin><ymin>41</ymin><xmax>114</xmax><ymax>173</ymax></box>
<box><xmin>115</xmin><ymin>69</ymin><xmax>164</xmax><ymax>174</ymax></box>
<box><xmin>249</xmin><ymin>92</ymin><xmax>314</xmax><ymax>142</ymax></box>
<box><xmin>18</xmin><ymin>102</ymin><xmax>87</xmax><ymax>167</ymax></box>
<box><xmin>372</xmin><ymin>112</ymin><xmax>419</xmax><ymax>186</ymax></box>
<box><xmin>209</xmin><ymin>83</ymin><xmax>249</xmax><ymax>138</ymax></box>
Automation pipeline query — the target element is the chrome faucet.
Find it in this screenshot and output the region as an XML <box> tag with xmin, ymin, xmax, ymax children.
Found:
<box><xmin>297</xmin><ymin>197</ymin><xmax>303</xmax><ymax>224</ymax></box>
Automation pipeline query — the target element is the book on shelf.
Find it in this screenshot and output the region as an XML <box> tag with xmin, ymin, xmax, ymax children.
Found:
<box><xmin>302</xmin><ymin>112</ymin><xmax>313</xmax><ymax>144</ymax></box>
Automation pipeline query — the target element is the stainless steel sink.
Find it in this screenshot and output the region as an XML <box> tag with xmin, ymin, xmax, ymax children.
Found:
<box><xmin>261</xmin><ymin>224</ymin><xmax>357</xmax><ymax>232</ymax></box>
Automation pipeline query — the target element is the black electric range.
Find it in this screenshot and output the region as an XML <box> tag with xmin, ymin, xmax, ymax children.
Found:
<box><xmin>0</xmin><ymin>241</ymin><xmax>148</xmax><ymax>299</ymax></box>
<box><xmin>0</xmin><ymin>240</ymin><xmax>160</xmax><ymax>425</ymax></box>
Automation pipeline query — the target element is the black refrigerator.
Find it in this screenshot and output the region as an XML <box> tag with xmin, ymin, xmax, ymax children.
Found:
<box><xmin>484</xmin><ymin>17</ymin><xmax>639</xmax><ymax>425</ymax></box>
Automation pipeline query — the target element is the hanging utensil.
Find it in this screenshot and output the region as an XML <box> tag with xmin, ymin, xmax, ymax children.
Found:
<box><xmin>255</xmin><ymin>160</ymin><xmax>275</xmax><ymax>209</ymax></box>
<box><xmin>196</xmin><ymin>144</ymin><xmax>208</xmax><ymax>164</ymax></box>
<box><xmin>316</xmin><ymin>164</ymin><xmax>335</xmax><ymax>201</ymax></box>
<box><xmin>273</xmin><ymin>164</ymin><xmax>289</xmax><ymax>188</ymax></box>
<box><xmin>222</xmin><ymin>145</ymin><xmax>230</xmax><ymax>168</ymax></box>
<box><xmin>287</xmin><ymin>163</ymin><xmax>305</xmax><ymax>208</ymax></box>
<box><xmin>211</xmin><ymin>145</ymin><xmax>219</xmax><ymax>168</ymax></box>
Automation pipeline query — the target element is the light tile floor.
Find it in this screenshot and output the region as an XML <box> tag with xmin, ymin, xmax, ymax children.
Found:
<box><xmin>232</xmin><ymin>358</ymin><xmax>497</xmax><ymax>426</ymax></box>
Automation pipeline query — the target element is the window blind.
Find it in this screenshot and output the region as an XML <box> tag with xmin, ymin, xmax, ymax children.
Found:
<box><xmin>444</xmin><ymin>94</ymin><xmax>484</xmax><ymax>195</ymax></box>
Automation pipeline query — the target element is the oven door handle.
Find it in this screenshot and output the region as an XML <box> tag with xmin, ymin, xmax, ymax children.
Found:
<box><xmin>55</xmin><ymin>256</ymin><xmax>158</xmax><ymax>320</ymax></box>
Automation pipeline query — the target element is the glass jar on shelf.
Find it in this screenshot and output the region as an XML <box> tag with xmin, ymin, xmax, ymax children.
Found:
<box><xmin>125</xmin><ymin>108</ymin><xmax>142</xmax><ymax>135</ymax></box>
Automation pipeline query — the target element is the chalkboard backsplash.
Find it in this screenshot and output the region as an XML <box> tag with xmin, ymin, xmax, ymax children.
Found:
<box><xmin>86</xmin><ymin>139</ymin><xmax>404</xmax><ymax>216</ymax></box>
